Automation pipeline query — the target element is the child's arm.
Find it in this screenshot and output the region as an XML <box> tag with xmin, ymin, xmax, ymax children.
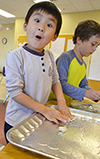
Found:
<box><xmin>52</xmin><ymin>82</ymin><xmax>73</xmax><ymax>120</ymax></box>
<box><xmin>13</xmin><ymin>93</ymin><xmax>70</xmax><ymax>124</ymax></box>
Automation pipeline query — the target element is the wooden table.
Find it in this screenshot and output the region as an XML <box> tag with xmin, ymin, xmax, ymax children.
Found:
<box><xmin>0</xmin><ymin>143</ymin><xmax>50</xmax><ymax>159</ymax></box>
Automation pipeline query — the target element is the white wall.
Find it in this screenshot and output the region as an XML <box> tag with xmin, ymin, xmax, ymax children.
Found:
<box><xmin>0</xmin><ymin>24</ymin><xmax>15</xmax><ymax>71</ymax></box>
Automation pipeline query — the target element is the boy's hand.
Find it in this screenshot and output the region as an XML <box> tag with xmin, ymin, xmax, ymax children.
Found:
<box><xmin>44</xmin><ymin>106</ymin><xmax>72</xmax><ymax>124</ymax></box>
<box><xmin>85</xmin><ymin>90</ymin><xmax>100</xmax><ymax>101</ymax></box>
<box><xmin>57</xmin><ymin>102</ymin><xmax>73</xmax><ymax>121</ymax></box>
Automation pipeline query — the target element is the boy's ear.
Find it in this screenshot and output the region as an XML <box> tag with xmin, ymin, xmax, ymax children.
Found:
<box><xmin>77</xmin><ymin>37</ymin><xmax>82</xmax><ymax>44</ymax></box>
<box><xmin>23</xmin><ymin>22</ymin><xmax>27</xmax><ymax>31</ymax></box>
<box><xmin>52</xmin><ymin>34</ymin><xmax>58</xmax><ymax>42</ymax></box>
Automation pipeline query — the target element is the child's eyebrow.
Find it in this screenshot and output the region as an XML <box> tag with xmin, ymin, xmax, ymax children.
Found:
<box><xmin>33</xmin><ymin>12</ymin><xmax>56</xmax><ymax>23</ymax></box>
<box><xmin>33</xmin><ymin>12</ymin><xmax>42</xmax><ymax>17</ymax></box>
<box><xmin>48</xmin><ymin>18</ymin><xmax>56</xmax><ymax>24</ymax></box>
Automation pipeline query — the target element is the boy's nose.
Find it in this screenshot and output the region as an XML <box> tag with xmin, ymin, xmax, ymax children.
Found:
<box><xmin>38</xmin><ymin>27</ymin><xmax>44</xmax><ymax>32</ymax></box>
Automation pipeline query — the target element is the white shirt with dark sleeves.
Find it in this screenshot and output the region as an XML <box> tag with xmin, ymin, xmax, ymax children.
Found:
<box><xmin>5</xmin><ymin>44</ymin><xmax>59</xmax><ymax>126</ymax></box>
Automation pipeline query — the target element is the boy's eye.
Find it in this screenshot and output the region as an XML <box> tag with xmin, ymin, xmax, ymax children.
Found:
<box><xmin>47</xmin><ymin>24</ymin><xmax>52</xmax><ymax>27</ymax></box>
<box><xmin>35</xmin><ymin>19</ymin><xmax>40</xmax><ymax>23</ymax></box>
<box><xmin>91</xmin><ymin>43</ymin><xmax>98</xmax><ymax>47</ymax></box>
<box><xmin>89</xmin><ymin>39</ymin><xmax>99</xmax><ymax>48</ymax></box>
<box><xmin>91</xmin><ymin>43</ymin><xmax>95</xmax><ymax>46</ymax></box>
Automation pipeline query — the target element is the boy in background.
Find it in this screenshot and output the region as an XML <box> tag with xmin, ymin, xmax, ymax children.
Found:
<box><xmin>56</xmin><ymin>20</ymin><xmax>100</xmax><ymax>102</ymax></box>
<box><xmin>4</xmin><ymin>2</ymin><xmax>72</xmax><ymax>143</ymax></box>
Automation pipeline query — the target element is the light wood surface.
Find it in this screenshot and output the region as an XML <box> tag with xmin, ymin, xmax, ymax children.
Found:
<box><xmin>0</xmin><ymin>143</ymin><xmax>50</xmax><ymax>159</ymax></box>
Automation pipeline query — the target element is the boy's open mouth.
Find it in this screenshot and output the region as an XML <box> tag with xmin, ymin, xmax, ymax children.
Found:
<box><xmin>36</xmin><ymin>35</ymin><xmax>42</xmax><ymax>39</ymax></box>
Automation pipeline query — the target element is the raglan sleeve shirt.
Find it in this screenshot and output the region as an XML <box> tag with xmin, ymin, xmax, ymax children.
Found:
<box><xmin>5</xmin><ymin>46</ymin><xmax>60</xmax><ymax>126</ymax></box>
<box><xmin>56</xmin><ymin>50</ymin><xmax>92</xmax><ymax>101</ymax></box>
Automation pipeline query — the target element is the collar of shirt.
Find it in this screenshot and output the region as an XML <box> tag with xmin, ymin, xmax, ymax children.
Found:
<box><xmin>23</xmin><ymin>43</ymin><xmax>44</xmax><ymax>56</ymax></box>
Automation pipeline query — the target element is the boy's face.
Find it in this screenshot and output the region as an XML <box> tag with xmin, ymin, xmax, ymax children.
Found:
<box><xmin>77</xmin><ymin>35</ymin><xmax>100</xmax><ymax>57</ymax></box>
<box><xmin>23</xmin><ymin>10</ymin><xmax>57</xmax><ymax>52</ymax></box>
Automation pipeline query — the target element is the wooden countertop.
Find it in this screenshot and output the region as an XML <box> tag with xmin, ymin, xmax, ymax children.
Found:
<box><xmin>0</xmin><ymin>143</ymin><xmax>50</xmax><ymax>159</ymax></box>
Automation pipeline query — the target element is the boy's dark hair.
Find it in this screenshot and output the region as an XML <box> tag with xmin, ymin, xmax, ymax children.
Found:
<box><xmin>25</xmin><ymin>1</ymin><xmax>62</xmax><ymax>36</ymax></box>
<box><xmin>73</xmin><ymin>20</ymin><xmax>100</xmax><ymax>44</ymax></box>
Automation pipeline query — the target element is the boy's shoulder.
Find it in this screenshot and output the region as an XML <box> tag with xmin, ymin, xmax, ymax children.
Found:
<box><xmin>7</xmin><ymin>46</ymin><xmax>25</xmax><ymax>61</ymax></box>
<box><xmin>45</xmin><ymin>49</ymin><xmax>53</xmax><ymax>55</ymax></box>
<box><xmin>45</xmin><ymin>49</ymin><xmax>54</xmax><ymax>59</ymax></box>
<box><xmin>57</xmin><ymin>49</ymin><xmax>75</xmax><ymax>61</ymax></box>
<box><xmin>8</xmin><ymin>46</ymin><xmax>23</xmax><ymax>54</ymax></box>
<box><xmin>63</xmin><ymin>49</ymin><xmax>74</xmax><ymax>56</ymax></box>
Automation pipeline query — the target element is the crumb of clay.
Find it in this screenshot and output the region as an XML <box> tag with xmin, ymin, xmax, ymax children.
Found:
<box><xmin>70</xmin><ymin>117</ymin><xmax>75</xmax><ymax>122</ymax></box>
<box><xmin>59</xmin><ymin>126</ymin><xmax>67</xmax><ymax>133</ymax></box>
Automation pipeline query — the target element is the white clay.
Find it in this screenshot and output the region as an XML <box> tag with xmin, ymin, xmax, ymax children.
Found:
<box><xmin>59</xmin><ymin>126</ymin><xmax>67</xmax><ymax>133</ymax></box>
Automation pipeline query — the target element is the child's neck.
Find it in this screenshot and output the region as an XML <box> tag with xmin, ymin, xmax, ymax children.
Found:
<box><xmin>73</xmin><ymin>47</ymin><xmax>83</xmax><ymax>62</ymax></box>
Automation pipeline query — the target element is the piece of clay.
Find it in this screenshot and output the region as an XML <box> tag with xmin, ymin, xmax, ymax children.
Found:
<box><xmin>59</xmin><ymin>126</ymin><xmax>67</xmax><ymax>133</ymax></box>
